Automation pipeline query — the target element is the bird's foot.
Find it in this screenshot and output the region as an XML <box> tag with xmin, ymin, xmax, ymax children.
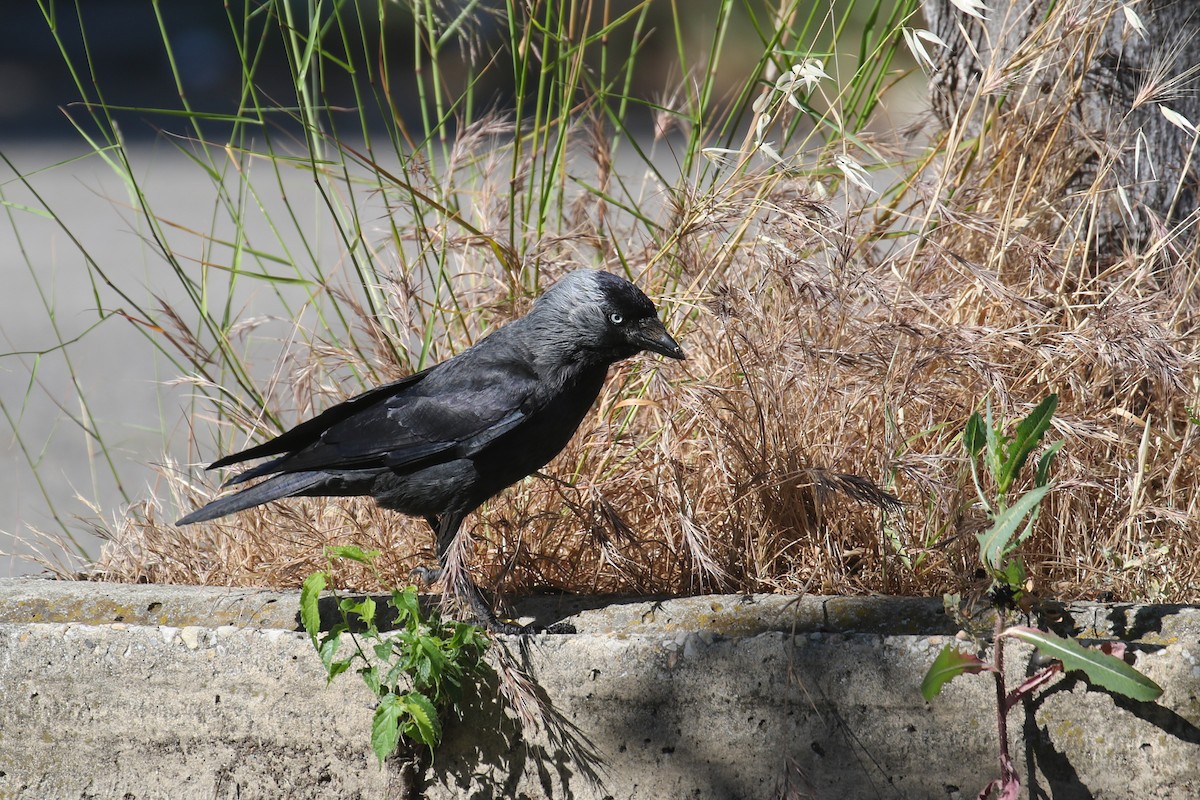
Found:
<box><xmin>409</xmin><ymin>566</ymin><xmax>442</xmax><ymax>587</ymax></box>
<box><xmin>462</xmin><ymin>588</ymin><xmax>575</xmax><ymax>634</ymax></box>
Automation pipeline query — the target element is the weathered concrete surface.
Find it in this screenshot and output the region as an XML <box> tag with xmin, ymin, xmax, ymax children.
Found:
<box><xmin>0</xmin><ymin>578</ymin><xmax>1197</xmax><ymax>799</ymax></box>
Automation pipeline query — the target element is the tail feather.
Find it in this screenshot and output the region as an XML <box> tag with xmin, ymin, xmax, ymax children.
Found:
<box><xmin>175</xmin><ymin>472</ymin><xmax>329</xmax><ymax>526</ymax></box>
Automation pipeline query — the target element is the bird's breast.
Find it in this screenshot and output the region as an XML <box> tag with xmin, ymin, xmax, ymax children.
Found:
<box><xmin>468</xmin><ymin>363</ymin><xmax>610</xmax><ymax>498</ymax></box>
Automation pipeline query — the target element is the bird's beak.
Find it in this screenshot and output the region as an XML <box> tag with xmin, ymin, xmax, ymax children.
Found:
<box><xmin>636</xmin><ymin>318</ymin><xmax>685</xmax><ymax>360</ymax></box>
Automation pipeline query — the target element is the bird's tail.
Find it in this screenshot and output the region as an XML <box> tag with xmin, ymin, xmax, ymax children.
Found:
<box><xmin>175</xmin><ymin>472</ymin><xmax>328</xmax><ymax>526</ymax></box>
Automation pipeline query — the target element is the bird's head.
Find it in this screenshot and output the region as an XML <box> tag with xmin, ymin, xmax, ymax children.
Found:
<box><xmin>533</xmin><ymin>270</ymin><xmax>685</xmax><ymax>364</ymax></box>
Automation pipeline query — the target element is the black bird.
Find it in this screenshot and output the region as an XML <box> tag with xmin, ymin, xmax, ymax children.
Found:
<box><xmin>176</xmin><ymin>270</ymin><xmax>684</xmax><ymax>631</ymax></box>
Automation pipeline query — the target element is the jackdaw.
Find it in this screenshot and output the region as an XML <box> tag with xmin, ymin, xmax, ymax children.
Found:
<box><xmin>176</xmin><ymin>270</ymin><xmax>684</xmax><ymax>631</ymax></box>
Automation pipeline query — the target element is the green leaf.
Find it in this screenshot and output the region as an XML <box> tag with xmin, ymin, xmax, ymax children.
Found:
<box><xmin>998</xmin><ymin>394</ymin><xmax>1058</xmax><ymax>493</ymax></box>
<box><xmin>359</xmin><ymin>663</ymin><xmax>382</xmax><ymax>696</ymax></box>
<box><xmin>326</xmin><ymin>544</ymin><xmax>380</xmax><ymax>565</ymax></box>
<box><xmin>371</xmin><ymin>694</ymin><xmax>404</xmax><ymax>764</ymax></box>
<box><xmin>399</xmin><ymin>691</ymin><xmax>442</xmax><ymax>748</ymax></box>
<box><xmin>300</xmin><ymin>571</ymin><xmax>326</xmax><ymax>645</ymax></box>
<box><xmin>317</xmin><ymin>629</ymin><xmax>345</xmax><ymax>678</ymax></box>
<box><xmin>1000</xmin><ymin>558</ymin><xmax>1027</xmax><ymax>594</ymax></box>
<box><xmin>421</xmin><ymin>636</ymin><xmax>448</xmax><ymax>670</ymax></box>
<box><xmin>359</xmin><ymin>595</ymin><xmax>377</xmax><ymax>627</ymax></box>
<box><xmin>977</xmin><ymin>484</ymin><xmax>1051</xmax><ymax>573</ymax></box>
<box><xmin>1035</xmin><ymin>439</ymin><xmax>1064</xmax><ymax>488</ymax></box>
<box><xmin>942</xmin><ymin>593</ymin><xmax>962</xmax><ymax>615</ymax></box>
<box><xmin>1004</xmin><ymin>627</ymin><xmax>1163</xmax><ymax>702</ymax></box>
<box><xmin>983</xmin><ymin>402</ymin><xmax>1005</xmax><ymax>488</ymax></box>
<box><xmin>327</xmin><ymin>658</ymin><xmax>353</xmax><ymax>681</ymax></box>
<box><xmin>391</xmin><ymin>586</ymin><xmax>421</xmax><ymax>627</ymax></box>
<box><xmin>921</xmin><ymin>644</ymin><xmax>990</xmax><ymax>701</ymax></box>
<box><xmin>964</xmin><ymin>411</ymin><xmax>987</xmax><ymax>457</ymax></box>
<box><xmin>339</xmin><ymin>595</ymin><xmax>377</xmax><ymax>628</ymax></box>
<box><xmin>383</xmin><ymin>655</ymin><xmax>408</xmax><ymax>688</ymax></box>
<box><xmin>450</xmin><ymin>622</ymin><xmax>488</xmax><ymax>656</ymax></box>
<box><xmin>413</xmin><ymin>648</ymin><xmax>436</xmax><ymax>689</ymax></box>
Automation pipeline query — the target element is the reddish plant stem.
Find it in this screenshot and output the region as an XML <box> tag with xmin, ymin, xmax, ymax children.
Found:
<box><xmin>990</xmin><ymin>608</ymin><xmax>1020</xmax><ymax>798</ymax></box>
<box><xmin>993</xmin><ymin>609</ymin><xmax>1009</xmax><ymax>765</ymax></box>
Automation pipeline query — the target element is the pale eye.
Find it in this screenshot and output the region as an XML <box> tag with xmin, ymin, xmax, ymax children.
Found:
<box><xmin>609</xmin><ymin>312</ymin><xmax>624</xmax><ymax>325</ymax></box>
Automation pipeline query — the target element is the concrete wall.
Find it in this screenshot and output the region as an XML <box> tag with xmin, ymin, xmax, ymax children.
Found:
<box><xmin>0</xmin><ymin>578</ymin><xmax>1197</xmax><ymax>799</ymax></box>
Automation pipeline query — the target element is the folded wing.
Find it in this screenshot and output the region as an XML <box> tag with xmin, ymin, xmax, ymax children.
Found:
<box><xmin>215</xmin><ymin>343</ymin><xmax>542</xmax><ymax>485</ymax></box>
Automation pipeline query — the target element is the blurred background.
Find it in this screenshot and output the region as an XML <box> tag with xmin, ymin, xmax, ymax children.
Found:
<box><xmin>4</xmin><ymin>4</ymin><xmax>240</xmax><ymax>139</ymax></box>
<box><xmin>1</xmin><ymin>1</ymin><xmax>789</xmax><ymax>139</ymax></box>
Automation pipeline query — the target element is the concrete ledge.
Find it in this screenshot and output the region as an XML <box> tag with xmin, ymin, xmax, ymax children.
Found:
<box><xmin>0</xmin><ymin>578</ymin><xmax>1197</xmax><ymax>799</ymax></box>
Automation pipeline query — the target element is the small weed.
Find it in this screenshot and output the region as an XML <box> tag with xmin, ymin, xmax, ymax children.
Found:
<box><xmin>300</xmin><ymin>545</ymin><xmax>490</xmax><ymax>763</ymax></box>
<box><xmin>964</xmin><ymin>393</ymin><xmax>1063</xmax><ymax>594</ymax></box>
<box><xmin>923</xmin><ymin>395</ymin><xmax>1162</xmax><ymax>799</ymax></box>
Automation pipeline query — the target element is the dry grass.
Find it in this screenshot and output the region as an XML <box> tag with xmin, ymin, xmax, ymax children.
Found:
<box><xmin>48</xmin><ymin>0</ymin><xmax>1200</xmax><ymax>604</ymax></box>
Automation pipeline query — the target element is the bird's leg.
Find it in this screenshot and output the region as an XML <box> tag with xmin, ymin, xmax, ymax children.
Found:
<box><xmin>408</xmin><ymin>515</ymin><xmax>444</xmax><ymax>586</ymax></box>
<box><xmin>430</xmin><ymin>512</ymin><xmax>545</xmax><ymax>634</ymax></box>
<box><xmin>432</xmin><ymin>512</ymin><xmax>493</xmax><ymax>623</ymax></box>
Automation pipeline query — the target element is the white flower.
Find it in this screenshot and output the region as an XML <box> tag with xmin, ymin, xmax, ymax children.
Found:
<box><xmin>701</xmin><ymin>147</ymin><xmax>744</xmax><ymax>165</ymax></box>
<box><xmin>1122</xmin><ymin>4</ymin><xmax>1147</xmax><ymax>39</ymax></box>
<box><xmin>950</xmin><ymin>0</ymin><xmax>988</xmax><ymax>20</ymax></box>
<box><xmin>755</xmin><ymin>113</ymin><xmax>771</xmax><ymax>143</ymax></box>
<box><xmin>791</xmin><ymin>58</ymin><xmax>829</xmax><ymax>92</ymax></box>
<box><xmin>1160</xmin><ymin>105</ymin><xmax>1198</xmax><ymax>135</ymax></box>
<box><xmin>834</xmin><ymin>154</ymin><xmax>874</xmax><ymax>193</ymax></box>
<box><xmin>1134</xmin><ymin>128</ymin><xmax>1157</xmax><ymax>180</ymax></box>
<box><xmin>902</xmin><ymin>27</ymin><xmax>948</xmax><ymax>73</ymax></box>
<box><xmin>1115</xmin><ymin>183</ymin><xmax>1135</xmax><ymax>221</ymax></box>
<box><xmin>758</xmin><ymin>140</ymin><xmax>785</xmax><ymax>165</ymax></box>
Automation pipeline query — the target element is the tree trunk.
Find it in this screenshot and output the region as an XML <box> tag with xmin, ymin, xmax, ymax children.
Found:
<box><xmin>922</xmin><ymin>0</ymin><xmax>1200</xmax><ymax>260</ymax></box>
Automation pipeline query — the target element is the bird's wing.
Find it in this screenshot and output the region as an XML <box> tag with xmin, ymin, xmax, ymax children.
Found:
<box><xmin>209</xmin><ymin>368</ymin><xmax>433</xmax><ymax>470</ymax></box>
<box><xmin>217</xmin><ymin>345</ymin><xmax>543</xmax><ymax>482</ymax></box>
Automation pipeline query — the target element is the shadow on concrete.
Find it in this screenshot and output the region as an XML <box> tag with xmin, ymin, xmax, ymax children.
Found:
<box><xmin>290</xmin><ymin>589</ymin><xmax>1199</xmax><ymax>798</ymax></box>
<box><xmin>1106</xmin><ymin>604</ymin><xmax>1192</xmax><ymax>641</ymax></box>
<box><xmin>481</xmin><ymin>625</ymin><xmax>934</xmax><ymax>800</ymax></box>
<box><xmin>1022</xmin><ymin>682</ymin><xmax>1092</xmax><ymax>800</ymax></box>
<box><xmin>430</xmin><ymin>639</ymin><xmax>607</xmax><ymax>800</ymax></box>
<box><xmin>1022</xmin><ymin>649</ymin><xmax>1200</xmax><ymax>800</ymax></box>
<box><xmin>306</xmin><ymin>591</ymin><xmax>662</xmax><ymax>634</ymax></box>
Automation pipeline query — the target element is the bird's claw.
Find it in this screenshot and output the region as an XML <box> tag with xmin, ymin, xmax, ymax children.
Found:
<box><xmin>463</xmin><ymin>589</ymin><xmax>575</xmax><ymax>634</ymax></box>
<box><xmin>408</xmin><ymin>566</ymin><xmax>442</xmax><ymax>587</ymax></box>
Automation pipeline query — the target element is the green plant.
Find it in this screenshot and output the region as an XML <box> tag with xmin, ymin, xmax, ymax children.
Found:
<box><xmin>964</xmin><ymin>393</ymin><xmax>1063</xmax><ymax>595</ymax></box>
<box><xmin>923</xmin><ymin>395</ymin><xmax>1163</xmax><ymax>800</ymax></box>
<box><xmin>300</xmin><ymin>545</ymin><xmax>490</xmax><ymax>763</ymax></box>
